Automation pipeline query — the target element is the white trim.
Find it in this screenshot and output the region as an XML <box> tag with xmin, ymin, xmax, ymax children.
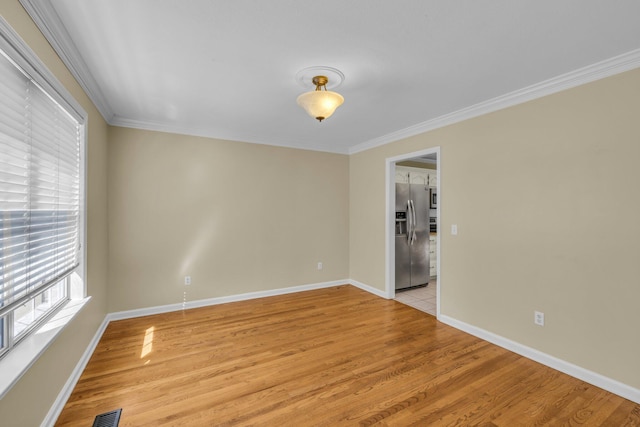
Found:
<box><xmin>20</xmin><ymin>0</ymin><xmax>640</xmax><ymax>156</ymax></box>
<box><xmin>0</xmin><ymin>297</ymin><xmax>91</xmax><ymax>400</ymax></box>
<box><xmin>110</xmin><ymin>116</ymin><xmax>349</xmax><ymax>155</ymax></box>
<box><xmin>19</xmin><ymin>0</ymin><xmax>114</xmax><ymax>122</ymax></box>
<box><xmin>349</xmin><ymin>279</ymin><xmax>388</xmax><ymax>299</ymax></box>
<box><xmin>42</xmin><ymin>283</ymin><xmax>640</xmax><ymax>425</ymax></box>
<box><xmin>43</xmin><ymin>280</ymin><xmax>352</xmax><ymax>425</ymax></box>
<box><xmin>435</xmin><ymin>161</ymin><xmax>441</xmax><ymax>319</ymax></box>
<box><xmin>438</xmin><ymin>314</ymin><xmax>640</xmax><ymax>405</ymax></box>
<box><xmin>0</xmin><ymin>15</ymin><xmax>87</xmax><ymax>121</ymax></box>
<box><xmin>0</xmin><ymin>15</ymin><xmax>90</xmax><ymax>401</ymax></box>
<box><xmin>384</xmin><ymin>160</ymin><xmax>395</xmax><ymax>300</ymax></box>
<box><xmin>40</xmin><ymin>312</ymin><xmax>109</xmax><ymax>427</ymax></box>
<box><xmin>385</xmin><ymin>147</ymin><xmax>441</xmax><ymax>309</ymax></box>
<box><xmin>350</xmin><ymin>48</ymin><xmax>640</xmax><ymax>154</ymax></box>
<box><xmin>0</xmin><ymin>16</ymin><xmax>88</xmax><ymax>296</ymax></box>
<box><xmin>107</xmin><ymin>280</ymin><xmax>349</xmax><ymax>321</ymax></box>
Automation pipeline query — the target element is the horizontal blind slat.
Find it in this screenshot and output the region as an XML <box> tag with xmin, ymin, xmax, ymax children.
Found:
<box><xmin>0</xmin><ymin>45</ymin><xmax>81</xmax><ymax>316</ymax></box>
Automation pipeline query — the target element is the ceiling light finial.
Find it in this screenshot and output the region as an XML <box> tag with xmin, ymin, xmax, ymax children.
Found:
<box><xmin>296</xmin><ymin>74</ymin><xmax>344</xmax><ymax>122</ymax></box>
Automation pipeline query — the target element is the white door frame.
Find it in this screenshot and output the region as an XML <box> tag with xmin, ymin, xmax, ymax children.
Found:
<box><xmin>385</xmin><ymin>147</ymin><xmax>441</xmax><ymax>317</ymax></box>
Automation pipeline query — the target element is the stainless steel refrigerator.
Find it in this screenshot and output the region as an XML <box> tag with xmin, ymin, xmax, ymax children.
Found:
<box><xmin>395</xmin><ymin>180</ymin><xmax>430</xmax><ymax>290</ymax></box>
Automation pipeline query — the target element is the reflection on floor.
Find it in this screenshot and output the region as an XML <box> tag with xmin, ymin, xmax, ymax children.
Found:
<box><xmin>394</xmin><ymin>279</ymin><xmax>437</xmax><ymax>316</ymax></box>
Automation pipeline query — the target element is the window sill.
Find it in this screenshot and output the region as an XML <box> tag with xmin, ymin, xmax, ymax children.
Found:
<box><xmin>0</xmin><ymin>296</ymin><xmax>91</xmax><ymax>399</ymax></box>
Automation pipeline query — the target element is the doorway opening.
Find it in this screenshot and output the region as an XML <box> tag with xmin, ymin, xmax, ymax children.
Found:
<box><xmin>386</xmin><ymin>147</ymin><xmax>440</xmax><ymax>317</ymax></box>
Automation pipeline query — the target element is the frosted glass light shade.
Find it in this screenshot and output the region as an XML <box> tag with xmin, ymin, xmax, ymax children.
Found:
<box><xmin>296</xmin><ymin>90</ymin><xmax>344</xmax><ymax>122</ymax></box>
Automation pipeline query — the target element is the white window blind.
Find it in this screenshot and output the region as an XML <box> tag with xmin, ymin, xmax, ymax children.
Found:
<box><xmin>0</xmin><ymin>47</ymin><xmax>81</xmax><ymax>339</ymax></box>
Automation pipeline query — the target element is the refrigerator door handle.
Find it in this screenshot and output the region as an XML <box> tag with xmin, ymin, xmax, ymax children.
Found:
<box><xmin>409</xmin><ymin>199</ymin><xmax>417</xmax><ymax>245</ymax></box>
<box><xmin>411</xmin><ymin>200</ymin><xmax>417</xmax><ymax>244</ymax></box>
<box><xmin>406</xmin><ymin>200</ymin><xmax>412</xmax><ymax>244</ymax></box>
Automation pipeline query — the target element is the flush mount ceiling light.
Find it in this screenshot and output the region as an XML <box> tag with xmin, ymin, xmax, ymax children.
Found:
<box><xmin>296</xmin><ymin>66</ymin><xmax>345</xmax><ymax>122</ymax></box>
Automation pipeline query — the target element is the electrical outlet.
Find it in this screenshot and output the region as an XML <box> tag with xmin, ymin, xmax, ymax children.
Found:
<box><xmin>451</xmin><ymin>224</ymin><xmax>458</xmax><ymax>235</ymax></box>
<box><xmin>534</xmin><ymin>311</ymin><xmax>544</xmax><ymax>326</ymax></box>
<box><xmin>184</xmin><ymin>276</ymin><xmax>191</xmax><ymax>286</ymax></box>
<box><xmin>317</xmin><ymin>262</ymin><xmax>323</xmax><ymax>270</ymax></box>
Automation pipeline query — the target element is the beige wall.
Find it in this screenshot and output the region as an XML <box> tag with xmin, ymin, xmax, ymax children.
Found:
<box><xmin>107</xmin><ymin>127</ymin><xmax>349</xmax><ymax>312</ymax></box>
<box><xmin>349</xmin><ymin>68</ymin><xmax>640</xmax><ymax>389</ymax></box>
<box><xmin>0</xmin><ymin>1</ymin><xmax>110</xmax><ymax>425</ymax></box>
<box><xmin>2</xmin><ymin>0</ymin><xmax>639</xmax><ymax>421</ymax></box>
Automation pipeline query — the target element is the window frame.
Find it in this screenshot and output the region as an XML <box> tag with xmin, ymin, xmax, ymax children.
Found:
<box><xmin>0</xmin><ymin>16</ymin><xmax>88</xmax><ymax>398</ymax></box>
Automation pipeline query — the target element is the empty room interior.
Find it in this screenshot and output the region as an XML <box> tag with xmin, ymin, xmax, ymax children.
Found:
<box><xmin>1</xmin><ymin>1</ymin><xmax>640</xmax><ymax>425</ymax></box>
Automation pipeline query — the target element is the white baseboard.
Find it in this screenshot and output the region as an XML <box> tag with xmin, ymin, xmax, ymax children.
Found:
<box><xmin>106</xmin><ymin>279</ymin><xmax>387</xmax><ymax>322</ymax></box>
<box><xmin>438</xmin><ymin>314</ymin><xmax>640</xmax><ymax>405</ymax></box>
<box><xmin>41</xmin><ymin>316</ymin><xmax>110</xmax><ymax>427</ymax></box>
<box><xmin>107</xmin><ymin>279</ymin><xmax>349</xmax><ymax>321</ymax></box>
<box><xmin>349</xmin><ymin>279</ymin><xmax>389</xmax><ymax>299</ymax></box>
<box><xmin>47</xmin><ymin>282</ymin><xmax>362</xmax><ymax>424</ymax></box>
<box><xmin>43</xmin><ymin>279</ymin><xmax>351</xmax><ymax>425</ymax></box>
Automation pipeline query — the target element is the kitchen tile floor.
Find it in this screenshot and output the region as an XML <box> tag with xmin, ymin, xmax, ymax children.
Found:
<box><xmin>394</xmin><ymin>279</ymin><xmax>437</xmax><ymax>316</ymax></box>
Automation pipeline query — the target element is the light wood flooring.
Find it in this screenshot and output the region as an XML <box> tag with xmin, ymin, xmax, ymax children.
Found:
<box><xmin>56</xmin><ymin>285</ymin><xmax>640</xmax><ymax>426</ymax></box>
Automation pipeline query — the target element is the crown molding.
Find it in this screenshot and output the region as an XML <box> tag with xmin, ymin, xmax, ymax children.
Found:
<box><xmin>0</xmin><ymin>15</ymin><xmax>86</xmax><ymax>122</ymax></box>
<box><xmin>111</xmin><ymin>116</ymin><xmax>349</xmax><ymax>154</ymax></box>
<box><xmin>19</xmin><ymin>0</ymin><xmax>115</xmax><ymax>122</ymax></box>
<box><xmin>19</xmin><ymin>0</ymin><xmax>640</xmax><ymax>155</ymax></box>
<box><xmin>349</xmin><ymin>48</ymin><xmax>640</xmax><ymax>154</ymax></box>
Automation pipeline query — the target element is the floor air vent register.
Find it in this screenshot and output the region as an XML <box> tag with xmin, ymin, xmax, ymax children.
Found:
<box><xmin>92</xmin><ymin>409</ymin><xmax>122</xmax><ymax>427</ymax></box>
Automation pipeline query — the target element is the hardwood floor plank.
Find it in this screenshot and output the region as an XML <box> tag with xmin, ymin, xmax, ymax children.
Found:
<box><xmin>55</xmin><ymin>285</ymin><xmax>640</xmax><ymax>426</ymax></box>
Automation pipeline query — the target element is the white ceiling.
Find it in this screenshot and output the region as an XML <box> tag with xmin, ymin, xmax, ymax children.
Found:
<box><xmin>21</xmin><ymin>0</ymin><xmax>640</xmax><ymax>154</ymax></box>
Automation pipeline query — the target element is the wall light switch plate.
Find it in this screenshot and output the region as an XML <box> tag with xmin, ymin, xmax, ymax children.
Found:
<box><xmin>451</xmin><ymin>224</ymin><xmax>458</xmax><ymax>235</ymax></box>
